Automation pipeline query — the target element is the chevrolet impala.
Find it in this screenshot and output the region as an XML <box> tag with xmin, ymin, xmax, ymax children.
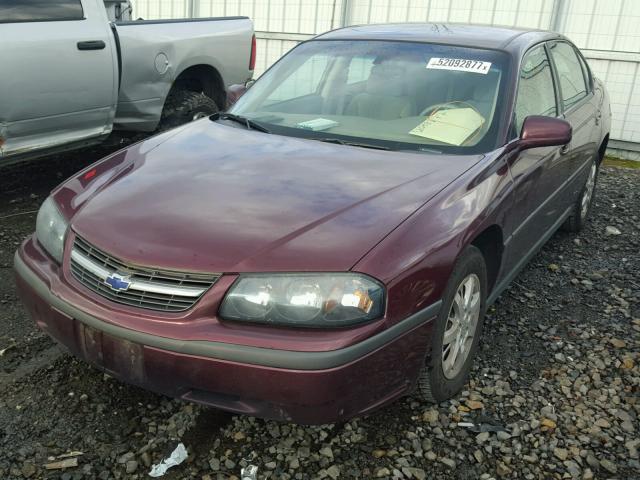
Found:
<box><xmin>15</xmin><ymin>24</ymin><xmax>611</xmax><ymax>424</ymax></box>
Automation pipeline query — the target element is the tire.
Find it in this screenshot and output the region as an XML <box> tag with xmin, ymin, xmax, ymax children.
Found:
<box><xmin>562</xmin><ymin>157</ymin><xmax>599</xmax><ymax>233</ymax></box>
<box><xmin>158</xmin><ymin>90</ymin><xmax>219</xmax><ymax>131</ymax></box>
<box><xmin>417</xmin><ymin>246</ymin><xmax>487</xmax><ymax>403</ymax></box>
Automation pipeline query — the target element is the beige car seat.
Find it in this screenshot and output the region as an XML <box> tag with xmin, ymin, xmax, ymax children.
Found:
<box><xmin>345</xmin><ymin>63</ymin><xmax>414</xmax><ymax>120</ymax></box>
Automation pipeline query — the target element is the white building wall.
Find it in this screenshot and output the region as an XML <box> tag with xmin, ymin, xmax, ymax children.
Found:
<box><xmin>134</xmin><ymin>0</ymin><xmax>189</xmax><ymax>18</ymax></box>
<box><xmin>132</xmin><ymin>0</ymin><xmax>640</xmax><ymax>157</ymax></box>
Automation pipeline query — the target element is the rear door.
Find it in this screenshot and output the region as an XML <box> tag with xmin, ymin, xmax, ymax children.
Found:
<box><xmin>547</xmin><ymin>41</ymin><xmax>599</xmax><ymax>203</ymax></box>
<box><xmin>0</xmin><ymin>0</ymin><xmax>118</xmax><ymax>159</ymax></box>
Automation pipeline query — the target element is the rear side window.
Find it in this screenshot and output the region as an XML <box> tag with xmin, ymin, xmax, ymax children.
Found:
<box><xmin>549</xmin><ymin>42</ymin><xmax>589</xmax><ymax>111</ymax></box>
<box><xmin>0</xmin><ymin>0</ymin><xmax>84</xmax><ymax>23</ymax></box>
<box><xmin>514</xmin><ymin>45</ymin><xmax>557</xmax><ymax>134</ymax></box>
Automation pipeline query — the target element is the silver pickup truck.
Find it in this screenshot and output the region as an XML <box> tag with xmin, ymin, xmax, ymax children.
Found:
<box><xmin>0</xmin><ymin>0</ymin><xmax>255</xmax><ymax>163</ymax></box>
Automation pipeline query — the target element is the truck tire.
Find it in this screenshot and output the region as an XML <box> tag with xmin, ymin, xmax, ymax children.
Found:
<box><xmin>158</xmin><ymin>90</ymin><xmax>219</xmax><ymax>131</ymax></box>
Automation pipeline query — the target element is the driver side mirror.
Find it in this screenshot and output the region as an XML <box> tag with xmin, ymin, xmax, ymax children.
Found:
<box><xmin>516</xmin><ymin>115</ymin><xmax>572</xmax><ymax>151</ymax></box>
<box><xmin>225</xmin><ymin>79</ymin><xmax>255</xmax><ymax>109</ymax></box>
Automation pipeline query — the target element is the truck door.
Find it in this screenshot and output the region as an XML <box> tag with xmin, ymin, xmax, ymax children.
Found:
<box><xmin>0</xmin><ymin>0</ymin><xmax>118</xmax><ymax>159</ymax></box>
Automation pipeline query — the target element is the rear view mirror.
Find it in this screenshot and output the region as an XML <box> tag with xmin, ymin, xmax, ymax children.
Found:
<box><xmin>518</xmin><ymin>115</ymin><xmax>572</xmax><ymax>150</ymax></box>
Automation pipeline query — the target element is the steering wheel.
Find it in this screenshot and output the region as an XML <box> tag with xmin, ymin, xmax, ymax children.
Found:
<box><xmin>419</xmin><ymin>101</ymin><xmax>479</xmax><ymax>117</ymax></box>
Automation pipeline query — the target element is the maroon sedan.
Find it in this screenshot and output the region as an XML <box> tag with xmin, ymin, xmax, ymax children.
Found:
<box><xmin>15</xmin><ymin>24</ymin><xmax>610</xmax><ymax>424</ymax></box>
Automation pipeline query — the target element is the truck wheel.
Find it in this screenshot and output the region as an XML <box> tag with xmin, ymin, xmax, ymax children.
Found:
<box><xmin>417</xmin><ymin>246</ymin><xmax>487</xmax><ymax>403</ymax></box>
<box><xmin>158</xmin><ymin>90</ymin><xmax>219</xmax><ymax>131</ymax></box>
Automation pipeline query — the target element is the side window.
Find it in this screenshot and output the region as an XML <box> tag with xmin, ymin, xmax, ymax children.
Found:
<box><xmin>549</xmin><ymin>42</ymin><xmax>589</xmax><ymax>111</ymax></box>
<box><xmin>0</xmin><ymin>0</ymin><xmax>84</xmax><ymax>22</ymax></box>
<box><xmin>577</xmin><ymin>53</ymin><xmax>593</xmax><ymax>91</ymax></box>
<box><xmin>514</xmin><ymin>45</ymin><xmax>557</xmax><ymax>135</ymax></box>
<box><xmin>347</xmin><ymin>56</ymin><xmax>375</xmax><ymax>85</ymax></box>
<box><xmin>266</xmin><ymin>54</ymin><xmax>330</xmax><ymax>102</ymax></box>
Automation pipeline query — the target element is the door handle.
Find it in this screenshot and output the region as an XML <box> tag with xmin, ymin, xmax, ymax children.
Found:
<box><xmin>77</xmin><ymin>40</ymin><xmax>106</xmax><ymax>51</ymax></box>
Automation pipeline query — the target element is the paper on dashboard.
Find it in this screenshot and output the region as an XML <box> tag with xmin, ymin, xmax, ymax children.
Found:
<box><xmin>409</xmin><ymin>107</ymin><xmax>485</xmax><ymax>146</ymax></box>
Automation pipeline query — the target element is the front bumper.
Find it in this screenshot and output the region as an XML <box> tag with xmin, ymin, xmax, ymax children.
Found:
<box><xmin>14</xmin><ymin>240</ymin><xmax>440</xmax><ymax>424</ymax></box>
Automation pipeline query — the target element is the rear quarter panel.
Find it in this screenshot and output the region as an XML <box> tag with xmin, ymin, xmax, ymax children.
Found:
<box><xmin>114</xmin><ymin>17</ymin><xmax>253</xmax><ymax>131</ymax></box>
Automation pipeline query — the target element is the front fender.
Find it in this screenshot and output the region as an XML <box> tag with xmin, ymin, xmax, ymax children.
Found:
<box><xmin>354</xmin><ymin>155</ymin><xmax>512</xmax><ymax>325</ymax></box>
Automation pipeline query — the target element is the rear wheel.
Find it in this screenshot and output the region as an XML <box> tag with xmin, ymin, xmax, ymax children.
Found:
<box><xmin>417</xmin><ymin>246</ymin><xmax>487</xmax><ymax>403</ymax></box>
<box><xmin>158</xmin><ymin>90</ymin><xmax>219</xmax><ymax>131</ymax></box>
<box><xmin>563</xmin><ymin>158</ymin><xmax>598</xmax><ymax>233</ymax></box>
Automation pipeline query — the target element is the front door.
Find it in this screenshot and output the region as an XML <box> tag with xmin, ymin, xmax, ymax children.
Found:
<box><xmin>503</xmin><ymin>43</ymin><xmax>568</xmax><ymax>274</ymax></box>
<box><xmin>0</xmin><ymin>0</ymin><xmax>118</xmax><ymax>159</ymax></box>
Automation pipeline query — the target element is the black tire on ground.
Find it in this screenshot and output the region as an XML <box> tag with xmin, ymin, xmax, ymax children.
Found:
<box><xmin>417</xmin><ymin>245</ymin><xmax>488</xmax><ymax>403</ymax></box>
<box><xmin>562</xmin><ymin>156</ymin><xmax>599</xmax><ymax>233</ymax></box>
<box><xmin>158</xmin><ymin>90</ymin><xmax>219</xmax><ymax>131</ymax></box>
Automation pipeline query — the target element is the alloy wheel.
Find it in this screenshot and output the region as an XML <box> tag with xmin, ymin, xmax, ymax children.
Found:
<box><xmin>442</xmin><ymin>273</ymin><xmax>481</xmax><ymax>379</ymax></box>
<box><xmin>580</xmin><ymin>162</ymin><xmax>597</xmax><ymax>220</ymax></box>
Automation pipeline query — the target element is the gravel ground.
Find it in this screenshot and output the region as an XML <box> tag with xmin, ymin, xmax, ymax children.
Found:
<box><xmin>0</xmin><ymin>145</ymin><xmax>638</xmax><ymax>480</ymax></box>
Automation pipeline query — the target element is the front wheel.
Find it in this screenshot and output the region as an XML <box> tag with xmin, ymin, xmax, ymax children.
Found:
<box><xmin>417</xmin><ymin>246</ymin><xmax>487</xmax><ymax>403</ymax></box>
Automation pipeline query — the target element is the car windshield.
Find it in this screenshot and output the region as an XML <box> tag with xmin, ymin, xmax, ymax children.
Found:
<box><xmin>230</xmin><ymin>40</ymin><xmax>510</xmax><ymax>154</ymax></box>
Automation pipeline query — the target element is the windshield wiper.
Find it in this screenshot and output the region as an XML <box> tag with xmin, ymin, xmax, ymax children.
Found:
<box><xmin>212</xmin><ymin>112</ymin><xmax>270</xmax><ymax>133</ymax></box>
<box><xmin>397</xmin><ymin>146</ymin><xmax>443</xmax><ymax>154</ymax></box>
<box><xmin>314</xmin><ymin>137</ymin><xmax>390</xmax><ymax>151</ymax></box>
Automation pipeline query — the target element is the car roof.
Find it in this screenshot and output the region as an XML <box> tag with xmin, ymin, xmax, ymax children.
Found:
<box><xmin>315</xmin><ymin>23</ymin><xmax>563</xmax><ymax>54</ymax></box>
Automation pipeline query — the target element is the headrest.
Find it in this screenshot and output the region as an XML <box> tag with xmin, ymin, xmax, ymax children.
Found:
<box><xmin>471</xmin><ymin>72</ymin><xmax>498</xmax><ymax>102</ymax></box>
<box><xmin>366</xmin><ymin>63</ymin><xmax>406</xmax><ymax>97</ymax></box>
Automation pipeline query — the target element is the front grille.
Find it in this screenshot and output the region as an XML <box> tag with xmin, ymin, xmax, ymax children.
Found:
<box><xmin>70</xmin><ymin>235</ymin><xmax>219</xmax><ymax>312</ymax></box>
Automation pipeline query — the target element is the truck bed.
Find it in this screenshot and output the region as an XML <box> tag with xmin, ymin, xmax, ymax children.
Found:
<box><xmin>113</xmin><ymin>16</ymin><xmax>254</xmax><ymax>131</ymax></box>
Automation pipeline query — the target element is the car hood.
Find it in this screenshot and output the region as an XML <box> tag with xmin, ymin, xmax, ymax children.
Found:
<box><xmin>69</xmin><ymin>121</ymin><xmax>482</xmax><ymax>273</ymax></box>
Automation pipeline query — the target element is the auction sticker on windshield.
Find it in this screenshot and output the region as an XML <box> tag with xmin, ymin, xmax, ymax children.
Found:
<box><xmin>426</xmin><ymin>57</ymin><xmax>492</xmax><ymax>74</ymax></box>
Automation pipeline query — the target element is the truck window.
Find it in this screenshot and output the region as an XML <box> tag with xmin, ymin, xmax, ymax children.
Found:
<box><xmin>0</xmin><ymin>0</ymin><xmax>84</xmax><ymax>23</ymax></box>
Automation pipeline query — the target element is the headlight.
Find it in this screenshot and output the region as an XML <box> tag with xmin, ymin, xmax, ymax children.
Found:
<box><xmin>219</xmin><ymin>274</ymin><xmax>385</xmax><ymax>327</ymax></box>
<box><xmin>35</xmin><ymin>197</ymin><xmax>69</xmax><ymax>263</ymax></box>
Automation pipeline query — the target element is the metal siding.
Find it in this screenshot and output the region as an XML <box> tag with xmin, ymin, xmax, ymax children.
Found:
<box><xmin>134</xmin><ymin>0</ymin><xmax>189</xmax><ymax>18</ymax></box>
<box><xmin>134</xmin><ymin>0</ymin><xmax>640</xmax><ymax>153</ymax></box>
